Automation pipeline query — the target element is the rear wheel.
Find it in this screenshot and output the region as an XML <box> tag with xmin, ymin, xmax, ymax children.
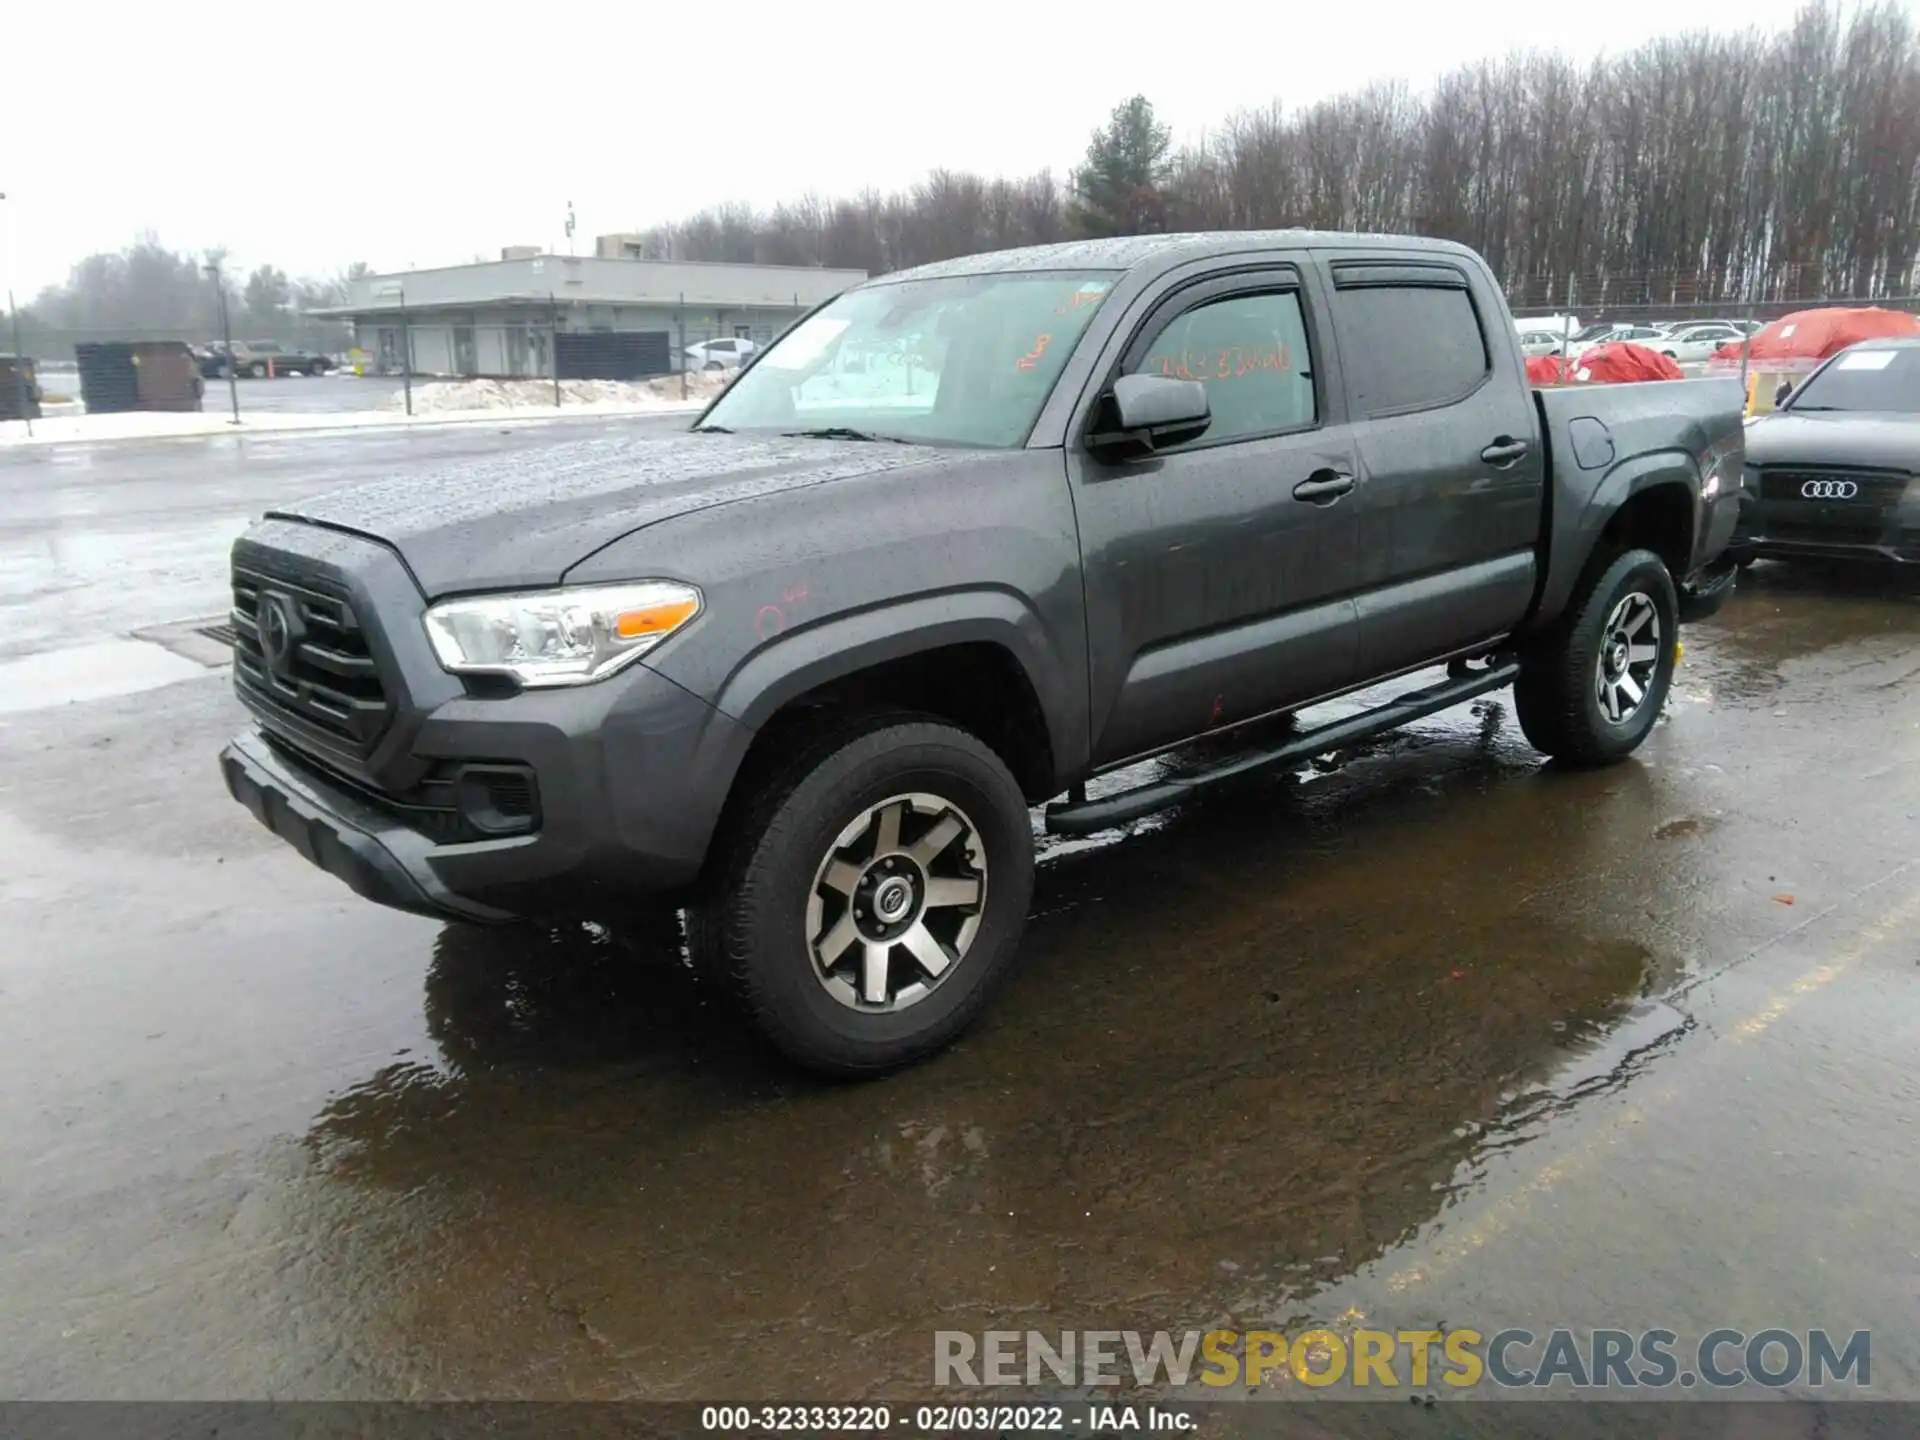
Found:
<box><xmin>1514</xmin><ymin>547</ymin><xmax>1678</xmax><ymax>765</ymax></box>
<box><xmin>690</xmin><ymin>713</ymin><xmax>1034</xmax><ymax>1075</ymax></box>
<box><xmin>248</xmin><ymin>362</ymin><xmax>268</xmax><ymax>379</ymax></box>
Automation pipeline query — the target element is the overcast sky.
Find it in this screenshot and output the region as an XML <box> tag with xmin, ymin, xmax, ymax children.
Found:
<box><xmin>0</xmin><ymin>0</ymin><xmax>1855</xmax><ymax>294</ymax></box>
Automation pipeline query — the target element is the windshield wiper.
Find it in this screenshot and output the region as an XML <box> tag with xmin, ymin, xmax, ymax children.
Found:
<box><xmin>690</xmin><ymin>423</ymin><xmax>732</xmax><ymax>433</ymax></box>
<box><xmin>1785</xmin><ymin>405</ymin><xmax>1842</xmax><ymax>411</ymax></box>
<box><xmin>782</xmin><ymin>426</ymin><xmax>911</xmax><ymax>444</ymax></box>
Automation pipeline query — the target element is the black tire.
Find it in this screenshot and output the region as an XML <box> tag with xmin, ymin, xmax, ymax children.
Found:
<box><xmin>689</xmin><ymin>712</ymin><xmax>1034</xmax><ymax>1076</ymax></box>
<box><xmin>1513</xmin><ymin>547</ymin><xmax>1678</xmax><ymax>765</ymax></box>
<box><xmin>248</xmin><ymin>362</ymin><xmax>268</xmax><ymax>379</ymax></box>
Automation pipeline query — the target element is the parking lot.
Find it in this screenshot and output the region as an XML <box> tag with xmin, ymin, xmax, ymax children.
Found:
<box><xmin>1</xmin><ymin>422</ymin><xmax>1917</xmax><ymax>1413</ymax></box>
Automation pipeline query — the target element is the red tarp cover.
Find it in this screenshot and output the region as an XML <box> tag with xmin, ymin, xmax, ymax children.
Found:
<box><xmin>1525</xmin><ymin>353</ymin><xmax>1572</xmax><ymax>384</ymax></box>
<box><xmin>1570</xmin><ymin>342</ymin><xmax>1685</xmax><ymax>383</ymax></box>
<box><xmin>1711</xmin><ymin>306</ymin><xmax>1920</xmax><ymax>364</ymax></box>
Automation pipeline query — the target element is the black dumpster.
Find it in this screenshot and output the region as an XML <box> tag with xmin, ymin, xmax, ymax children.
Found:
<box><xmin>0</xmin><ymin>355</ymin><xmax>41</xmax><ymax>421</ymax></box>
<box><xmin>75</xmin><ymin>341</ymin><xmax>205</xmax><ymax>413</ymax></box>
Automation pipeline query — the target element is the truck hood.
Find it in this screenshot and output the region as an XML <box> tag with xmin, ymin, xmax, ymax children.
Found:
<box><xmin>267</xmin><ymin>431</ymin><xmax>943</xmax><ymax>596</ymax></box>
<box><xmin>1745</xmin><ymin>410</ymin><xmax>1920</xmax><ymax>472</ymax></box>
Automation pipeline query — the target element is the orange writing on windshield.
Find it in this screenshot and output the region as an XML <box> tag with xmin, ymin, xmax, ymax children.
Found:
<box><xmin>1052</xmin><ymin>288</ymin><xmax>1109</xmax><ymax>315</ymax></box>
<box><xmin>1153</xmin><ymin>344</ymin><xmax>1295</xmax><ymax>381</ymax></box>
<box><xmin>1016</xmin><ymin>333</ymin><xmax>1054</xmax><ymax>371</ymax></box>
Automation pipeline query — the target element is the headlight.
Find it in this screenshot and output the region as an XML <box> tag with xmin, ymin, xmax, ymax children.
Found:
<box><xmin>423</xmin><ymin>581</ymin><xmax>701</xmax><ymax>688</ymax></box>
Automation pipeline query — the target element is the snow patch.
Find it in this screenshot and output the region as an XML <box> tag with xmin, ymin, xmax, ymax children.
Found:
<box><xmin>0</xmin><ymin>389</ymin><xmax>710</xmax><ymax>448</ymax></box>
<box><xmin>378</xmin><ymin>373</ymin><xmax>732</xmax><ymax>414</ymax></box>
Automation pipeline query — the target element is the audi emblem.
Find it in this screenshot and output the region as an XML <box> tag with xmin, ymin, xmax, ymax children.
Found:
<box><xmin>1800</xmin><ymin>478</ymin><xmax>1860</xmax><ymax>500</ymax></box>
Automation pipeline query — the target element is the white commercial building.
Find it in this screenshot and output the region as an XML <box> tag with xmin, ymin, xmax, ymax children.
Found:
<box><xmin>319</xmin><ymin>251</ymin><xmax>867</xmax><ymax>379</ymax></box>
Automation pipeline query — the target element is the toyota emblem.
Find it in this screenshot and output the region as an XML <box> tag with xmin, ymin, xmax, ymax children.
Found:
<box><xmin>258</xmin><ymin>593</ymin><xmax>299</xmax><ymax>676</ymax></box>
<box><xmin>1800</xmin><ymin>478</ymin><xmax>1860</xmax><ymax>500</ymax></box>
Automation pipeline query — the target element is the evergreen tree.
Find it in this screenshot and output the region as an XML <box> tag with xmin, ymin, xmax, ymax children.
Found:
<box><xmin>1070</xmin><ymin>95</ymin><xmax>1173</xmax><ymax>238</ymax></box>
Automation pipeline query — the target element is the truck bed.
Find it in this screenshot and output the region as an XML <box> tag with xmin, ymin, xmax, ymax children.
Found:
<box><xmin>1530</xmin><ymin>377</ymin><xmax>1747</xmax><ymax>627</ymax></box>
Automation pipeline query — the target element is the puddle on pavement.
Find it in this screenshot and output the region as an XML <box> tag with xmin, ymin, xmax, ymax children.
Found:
<box><xmin>284</xmin><ymin>712</ymin><xmax>1714</xmax><ymax>1397</ymax></box>
<box><xmin>1684</xmin><ymin>561</ymin><xmax>1920</xmax><ymax>705</ymax></box>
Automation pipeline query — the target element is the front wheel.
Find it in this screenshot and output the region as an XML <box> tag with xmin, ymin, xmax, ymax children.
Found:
<box><xmin>690</xmin><ymin>713</ymin><xmax>1034</xmax><ymax>1075</ymax></box>
<box><xmin>248</xmin><ymin>362</ymin><xmax>268</xmax><ymax>379</ymax></box>
<box><xmin>1513</xmin><ymin>547</ymin><xmax>1679</xmax><ymax>765</ymax></box>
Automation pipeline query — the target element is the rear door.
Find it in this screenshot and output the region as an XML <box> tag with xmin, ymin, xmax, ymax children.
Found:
<box><xmin>1067</xmin><ymin>256</ymin><xmax>1364</xmax><ymax>765</ymax></box>
<box><xmin>1315</xmin><ymin>252</ymin><xmax>1544</xmax><ymax>680</ymax></box>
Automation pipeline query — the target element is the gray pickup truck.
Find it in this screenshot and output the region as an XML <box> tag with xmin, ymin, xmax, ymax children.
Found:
<box><xmin>220</xmin><ymin>232</ymin><xmax>1744</xmax><ymax>1073</ymax></box>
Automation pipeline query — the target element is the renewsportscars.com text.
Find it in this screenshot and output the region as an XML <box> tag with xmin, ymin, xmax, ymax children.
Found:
<box><xmin>934</xmin><ymin>1327</ymin><xmax>1871</xmax><ymax>1391</ymax></box>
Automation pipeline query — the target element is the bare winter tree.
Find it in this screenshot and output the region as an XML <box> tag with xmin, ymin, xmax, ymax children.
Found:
<box><xmin>619</xmin><ymin>0</ymin><xmax>1920</xmax><ymax>314</ymax></box>
<box><xmin>19</xmin><ymin>0</ymin><xmax>1920</xmax><ymax>359</ymax></box>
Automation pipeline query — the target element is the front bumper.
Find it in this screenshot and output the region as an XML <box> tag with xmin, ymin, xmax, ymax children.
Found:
<box><xmin>222</xmin><ymin>731</ymin><xmax>513</xmax><ymax>923</ymax></box>
<box><xmin>1736</xmin><ymin>533</ymin><xmax>1920</xmax><ymax>564</ymax></box>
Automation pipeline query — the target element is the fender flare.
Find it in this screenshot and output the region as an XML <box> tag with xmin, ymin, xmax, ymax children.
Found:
<box><xmin>1536</xmin><ymin>454</ymin><xmax>1701</xmax><ymax>624</ymax></box>
<box><xmin>711</xmin><ymin>588</ymin><xmax>1086</xmax><ymax>776</ymax></box>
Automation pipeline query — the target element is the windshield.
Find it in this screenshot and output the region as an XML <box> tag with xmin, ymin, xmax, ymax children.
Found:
<box><xmin>1787</xmin><ymin>347</ymin><xmax>1920</xmax><ymax>414</ymax></box>
<box><xmin>1572</xmin><ymin>324</ymin><xmax>1614</xmax><ymax>342</ymax></box>
<box><xmin>699</xmin><ymin>270</ymin><xmax>1119</xmax><ymax>447</ymax></box>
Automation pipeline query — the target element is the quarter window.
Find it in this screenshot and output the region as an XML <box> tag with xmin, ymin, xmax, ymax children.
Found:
<box><xmin>1126</xmin><ymin>290</ymin><xmax>1316</xmax><ymax>444</ymax></box>
<box><xmin>1335</xmin><ymin>283</ymin><xmax>1490</xmax><ymax>416</ymax></box>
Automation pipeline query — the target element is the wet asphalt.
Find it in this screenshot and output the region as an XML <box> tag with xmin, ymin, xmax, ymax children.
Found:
<box><xmin>1</xmin><ymin>427</ymin><xmax>1918</xmax><ymax>1417</ymax></box>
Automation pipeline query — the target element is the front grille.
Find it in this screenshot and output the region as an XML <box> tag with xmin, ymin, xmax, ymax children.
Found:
<box><xmin>1758</xmin><ymin>466</ymin><xmax>1910</xmax><ymax>506</ymax></box>
<box><xmin>232</xmin><ymin>565</ymin><xmax>392</xmax><ymax>758</ymax></box>
<box><xmin>1756</xmin><ymin>466</ymin><xmax>1909</xmax><ymax>549</ymax></box>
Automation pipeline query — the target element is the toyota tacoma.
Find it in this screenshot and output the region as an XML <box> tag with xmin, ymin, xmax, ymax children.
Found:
<box><xmin>220</xmin><ymin>232</ymin><xmax>1745</xmax><ymax>1074</ymax></box>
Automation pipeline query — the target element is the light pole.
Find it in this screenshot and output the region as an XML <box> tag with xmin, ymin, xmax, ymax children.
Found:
<box><xmin>1</xmin><ymin>191</ymin><xmax>29</xmax><ymax>437</ymax></box>
<box><xmin>203</xmin><ymin>261</ymin><xmax>240</xmax><ymax>424</ymax></box>
<box><xmin>374</xmin><ymin>280</ymin><xmax>410</xmax><ymax>416</ymax></box>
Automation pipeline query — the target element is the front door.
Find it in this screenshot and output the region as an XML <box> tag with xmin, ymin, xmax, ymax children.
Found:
<box><xmin>1068</xmin><ymin>263</ymin><xmax>1363</xmax><ymax>765</ymax></box>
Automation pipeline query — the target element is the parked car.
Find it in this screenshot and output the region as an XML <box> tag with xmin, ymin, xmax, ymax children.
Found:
<box><xmin>1517</xmin><ymin>328</ymin><xmax>1570</xmax><ymax>358</ymax></box>
<box><xmin>1732</xmin><ymin>336</ymin><xmax>1920</xmax><ymax>565</ymax></box>
<box><xmin>219</xmin><ymin>231</ymin><xmax>1744</xmax><ymax>1075</ymax></box>
<box><xmin>1658</xmin><ymin>322</ymin><xmax>1748</xmax><ymax>363</ymax></box>
<box><xmin>1569</xmin><ymin>323</ymin><xmax>1667</xmax><ymax>357</ymax></box>
<box><xmin>202</xmin><ymin>341</ymin><xmax>334</xmax><ymax>378</ymax></box>
<box><xmin>683</xmin><ymin>338</ymin><xmax>759</xmax><ymax>371</ymax></box>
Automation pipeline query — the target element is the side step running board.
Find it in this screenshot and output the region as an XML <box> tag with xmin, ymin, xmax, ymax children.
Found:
<box><xmin>1045</xmin><ymin>659</ymin><xmax>1521</xmax><ymax>836</ymax></box>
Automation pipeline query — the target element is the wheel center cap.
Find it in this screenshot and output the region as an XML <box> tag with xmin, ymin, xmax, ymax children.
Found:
<box><xmin>872</xmin><ymin>876</ymin><xmax>915</xmax><ymax>923</ymax></box>
<box><xmin>1608</xmin><ymin>640</ymin><xmax>1629</xmax><ymax>676</ymax></box>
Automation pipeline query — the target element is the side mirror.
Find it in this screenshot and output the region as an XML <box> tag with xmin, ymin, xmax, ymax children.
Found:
<box><xmin>1774</xmin><ymin>381</ymin><xmax>1793</xmax><ymax>408</ymax></box>
<box><xmin>1090</xmin><ymin>375</ymin><xmax>1211</xmax><ymax>460</ymax></box>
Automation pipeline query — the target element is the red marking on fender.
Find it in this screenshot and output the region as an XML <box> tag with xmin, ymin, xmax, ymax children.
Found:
<box><xmin>755</xmin><ymin>604</ymin><xmax>786</xmax><ymax>641</ymax></box>
<box><xmin>1210</xmin><ymin>694</ymin><xmax>1224</xmax><ymax>724</ymax></box>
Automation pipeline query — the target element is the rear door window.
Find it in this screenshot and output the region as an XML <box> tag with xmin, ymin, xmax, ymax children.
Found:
<box><xmin>1332</xmin><ymin>279</ymin><xmax>1489</xmax><ymax>417</ymax></box>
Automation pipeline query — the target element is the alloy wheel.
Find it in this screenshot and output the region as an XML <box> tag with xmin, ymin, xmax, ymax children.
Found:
<box><xmin>805</xmin><ymin>792</ymin><xmax>987</xmax><ymax>1012</ymax></box>
<box><xmin>1595</xmin><ymin>591</ymin><xmax>1662</xmax><ymax>724</ymax></box>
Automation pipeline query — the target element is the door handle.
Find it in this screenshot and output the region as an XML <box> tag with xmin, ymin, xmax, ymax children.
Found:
<box><xmin>1481</xmin><ymin>436</ymin><xmax>1530</xmax><ymax>468</ymax></box>
<box><xmin>1293</xmin><ymin>470</ymin><xmax>1355</xmax><ymax>503</ymax></box>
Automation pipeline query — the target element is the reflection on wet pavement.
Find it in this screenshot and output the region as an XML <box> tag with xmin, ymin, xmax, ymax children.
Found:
<box><xmin>1</xmin><ymin>555</ymin><xmax>1917</xmax><ymax>1404</ymax></box>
